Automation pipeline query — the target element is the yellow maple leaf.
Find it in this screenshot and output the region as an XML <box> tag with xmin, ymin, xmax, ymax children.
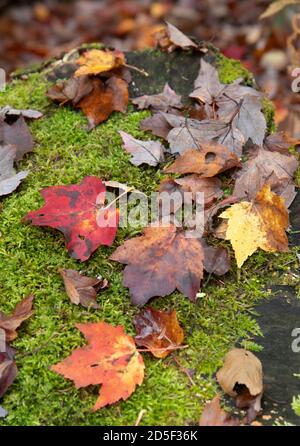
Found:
<box><xmin>75</xmin><ymin>49</ymin><xmax>125</xmax><ymax>77</ymax></box>
<box><xmin>220</xmin><ymin>184</ymin><xmax>289</xmax><ymax>268</ymax></box>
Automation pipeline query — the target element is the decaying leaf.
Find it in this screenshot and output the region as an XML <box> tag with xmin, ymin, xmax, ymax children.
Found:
<box><xmin>0</xmin><ymin>345</ymin><xmax>17</xmax><ymax>399</ymax></box>
<box><xmin>156</xmin><ymin>22</ymin><xmax>198</xmax><ymax>52</ymax></box>
<box><xmin>164</xmin><ymin>144</ymin><xmax>240</xmax><ymax>177</ymax></box>
<box><xmin>59</xmin><ymin>269</ymin><xmax>108</xmax><ymax>309</ymax></box>
<box><xmin>0</xmin><ymin>295</ymin><xmax>34</xmax><ymax>343</ymax></box>
<box><xmin>23</xmin><ymin>176</ymin><xmax>119</xmax><ymax>261</ymax></box>
<box><xmin>220</xmin><ymin>184</ymin><xmax>289</xmax><ymax>268</ymax></box>
<box><xmin>199</xmin><ymin>395</ymin><xmax>240</xmax><ymax>426</ymax></box>
<box><xmin>51</xmin><ymin>322</ymin><xmax>145</xmax><ymax>411</ymax></box>
<box><xmin>110</xmin><ymin>225</ymin><xmax>204</xmax><ymax>305</ymax></box>
<box><xmin>216</xmin><ymin>348</ymin><xmax>263</xmax><ymax>424</ymax></box>
<box><xmin>0</xmin><ymin>145</ymin><xmax>28</xmax><ymax>197</ymax></box>
<box><xmin>202</xmin><ymin>242</ymin><xmax>231</xmax><ymax>276</ymax></box>
<box><xmin>119</xmin><ymin>131</ymin><xmax>165</xmax><ymax>166</ymax></box>
<box><xmin>134</xmin><ymin>307</ymin><xmax>184</xmax><ymax>358</ymax></box>
<box><xmin>233</xmin><ymin>147</ymin><xmax>298</xmax><ymax>207</ymax></box>
<box><xmin>175</xmin><ymin>175</ymin><xmax>223</xmax><ymax>207</ymax></box>
<box><xmin>46</xmin><ymin>75</ymin><xmax>94</xmax><ymax>105</ymax></box>
<box><xmin>75</xmin><ymin>49</ymin><xmax>125</xmax><ymax>77</ymax></box>
<box><xmin>0</xmin><ymin>115</ymin><xmax>34</xmax><ymax>161</ymax></box>
<box><xmin>140</xmin><ymin>112</ymin><xmax>172</xmax><ymax>139</ymax></box>
<box><xmin>190</xmin><ymin>60</ymin><xmax>266</xmax><ymax>146</ymax></box>
<box><xmin>132</xmin><ymin>83</ymin><xmax>182</xmax><ymax>112</ymax></box>
<box><xmin>0</xmin><ymin>106</ymin><xmax>43</xmax><ymax>120</ymax></box>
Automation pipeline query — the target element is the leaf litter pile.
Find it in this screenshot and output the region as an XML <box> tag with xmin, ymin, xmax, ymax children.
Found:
<box><xmin>0</xmin><ymin>22</ymin><xmax>299</xmax><ymax>425</ymax></box>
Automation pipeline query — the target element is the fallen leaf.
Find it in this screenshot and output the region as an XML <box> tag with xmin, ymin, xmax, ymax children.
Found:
<box><xmin>46</xmin><ymin>75</ymin><xmax>94</xmax><ymax>105</ymax></box>
<box><xmin>0</xmin><ymin>115</ymin><xmax>34</xmax><ymax>161</ymax></box>
<box><xmin>0</xmin><ymin>106</ymin><xmax>43</xmax><ymax>120</ymax></box>
<box><xmin>260</xmin><ymin>0</ymin><xmax>299</xmax><ymax>19</ymax></box>
<box><xmin>51</xmin><ymin>322</ymin><xmax>145</xmax><ymax>411</ymax></box>
<box><xmin>264</xmin><ymin>132</ymin><xmax>298</xmax><ymax>154</ymax></box>
<box><xmin>216</xmin><ymin>349</ymin><xmax>263</xmax><ymax>424</ymax></box>
<box><xmin>77</xmin><ymin>77</ymin><xmax>129</xmax><ymax>129</ymax></box>
<box><xmin>233</xmin><ymin>147</ymin><xmax>298</xmax><ymax>207</ymax></box>
<box><xmin>189</xmin><ymin>59</ymin><xmax>223</xmax><ymax>105</ymax></box>
<box><xmin>0</xmin><ymin>295</ymin><xmax>34</xmax><ymax>342</ymax></box>
<box><xmin>164</xmin><ymin>144</ymin><xmax>240</xmax><ymax>177</ymax></box>
<box><xmin>0</xmin><ymin>145</ymin><xmax>28</xmax><ymax>197</ymax></box>
<box><xmin>119</xmin><ymin>130</ymin><xmax>165</xmax><ymax>166</ymax></box>
<box><xmin>175</xmin><ymin>175</ymin><xmax>223</xmax><ymax>207</ymax></box>
<box><xmin>199</xmin><ymin>395</ymin><xmax>240</xmax><ymax>426</ymax></box>
<box><xmin>104</xmin><ymin>180</ymin><xmax>146</xmax><ymax>196</ymax></box>
<box><xmin>110</xmin><ymin>225</ymin><xmax>204</xmax><ymax>305</ymax></box>
<box><xmin>75</xmin><ymin>49</ymin><xmax>125</xmax><ymax>77</ymax></box>
<box><xmin>202</xmin><ymin>242</ymin><xmax>231</xmax><ymax>276</ymax></box>
<box><xmin>0</xmin><ymin>345</ymin><xmax>17</xmax><ymax>399</ymax></box>
<box><xmin>59</xmin><ymin>269</ymin><xmax>108</xmax><ymax>309</ymax></box>
<box><xmin>134</xmin><ymin>307</ymin><xmax>184</xmax><ymax>358</ymax></box>
<box><xmin>140</xmin><ymin>113</ymin><xmax>172</xmax><ymax>139</ymax></box>
<box><xmin>156</xmin><ymin>22</ymin><xmax>198</xmax><ymax>51</ymax></box>
<box><xmin>132</xmin><ymin>83</ymin><xmax>182</xmax><ymax>112</ymax></box>
<box><xmin>23</xmin><ymin>176</ymin><xmax>119</xmax><ymax>261</ymax></box>
<box><xmin>220</xmin><ymin>184</ymin><xmax>289</xmax><ymax>267</ymax></box>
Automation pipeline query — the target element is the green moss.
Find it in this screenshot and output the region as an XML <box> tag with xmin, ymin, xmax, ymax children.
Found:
<box><xmin>216</xmin><ymin>53</ymin><xmax>254</xmax><ymax>86</ymax></box>
<box><xmin>262</xmin><ymin>97</ymin><xmax>276</xmax><ymax>134</ymax></box>
<box><xmin>0</xmin><ymin>56</ymin><xmax>296</xmax><ymax>426</ymax></box>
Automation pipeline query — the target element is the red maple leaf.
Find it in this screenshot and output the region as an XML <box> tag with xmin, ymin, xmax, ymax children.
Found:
<box><xmin>23</xmin><ymin>176</ymin><xmax>119</xmax><ymax>261</ymax></box>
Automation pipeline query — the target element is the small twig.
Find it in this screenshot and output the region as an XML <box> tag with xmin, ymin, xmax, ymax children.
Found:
<box><xmin>101</xmin><ymin>187</ymin><xmax>134</xmax><ymax>212</ymax></box>
<box><xmin>137</xmin><ymin>344</ymin><xmax>189</xmax><ymax>353</ymax></box>
<box><xmin>124</xmin><ymin>63</ymin><xmax>149</xmax><ymax>77</ymax></box>
<box><xmin>134</xmin><ymin>409</ymin><xmax>147</xmax><ymax>426</ymax></box>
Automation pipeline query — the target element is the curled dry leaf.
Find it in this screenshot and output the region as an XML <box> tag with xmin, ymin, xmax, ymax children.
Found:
<box><xmin>46</xmin><ymin>75</ymin><xmax>94</xmax><ymax>105</ymax></box>
<box><xmin>0</xmin><ymin>145</ymin><xmax>28</xmax><ymax>197</ymax></box>
<box><xmin>134</xmin><ymin>307</ymin><xmax>184</xmax><ymax>358</ymax></box>
<box><xmin>260</xmin><ymin>0</ymin><xmax>299</xmax><ymax>19</ymax></box>
<box><xmin>140</xmin><ymin>113</ymin><xmax>172</xmax><ymax>139</ymax></box>
<box><xmin>0</xmin><ymin>106</ymin><xmax>43</xmax><ymax>120</ymax></box>
<box><xmin>216</xmin><ymin>348</ymin><xmax>263</xmax><ymax>424</ymax></box>
<box><xmin>199</xmin><ymin>395</ymin><xmax>240</xmax><ymax>426</ymax></box>
<box><xmin>59</xmin><ymin>269</ymin><xmax>108</xmax><ymax>309</ymax></box>
<box><xmin>23</xmin><ymin>176</ymin><xmax>119</xmax><ymax>261</ymax></box>
<box><xmin>164</xmin><ymin>144</ymin><xmax>240</xmax><ymax>177</ymax></box>
<box><xmin>75</xmin><ymin>49</ymin><xmax>125</xmax><ymax>77</ymax></box>
<box><xmin>220</xmin><ymin>184</ymin><xmax>289</xmax><ymax>268</ymax></box>
<box><xmin>119</xmin><ymin>131</ymin><xmax>165</xmax><ymax>166</ymax></box>
<box><xmin>51</xmin><ymin>322</ymin><xmax>145</xmax><ymax>411</ymax></box>
<box><xmin>156</xmin><ymin>22</ymin><xmax>198</xmax><ymax>52</ymax></box>
<box><xmin>132</xmin><ymin>83</ymin><xmax>182</xmax><ymax>112</ymax></box>
<box><xmin>110</xmin><ymin>225</ymin><xmax>204</xmax><ymax>305</ymax></box>
<box><xmin>0</xmin><ymin>295</ymin><xmax>34</xmax><ymax>342</ymax></box>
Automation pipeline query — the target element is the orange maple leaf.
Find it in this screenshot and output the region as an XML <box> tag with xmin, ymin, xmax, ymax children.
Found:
<box><xmin>51</xmin><ymin>322</ymin><xmax>145</xmax><ymax>411</ymax></box>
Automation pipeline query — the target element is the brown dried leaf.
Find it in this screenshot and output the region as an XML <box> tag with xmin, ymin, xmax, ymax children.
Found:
<box><xmin>119</xmin><ymin>131</ymin><xmax>165</xmax><ymax>166</ymax></box>
<box><xmin>59</xmin><ymin>269</ymin><xmax>108</xmax><ymax>309</ymax></box>
<box><xmin>199</xmin><ymin>395</ymin><xmax>240</xmax><ymax>426</ymax></box>
<box><xmin>0</xmin><ymin>295</ymin><xmax>34</xmax><ymax>342</ymax></box>
<box><xmin>175</xmin><ymin>175</ymin><xmax>223</xmax><ymax>207</ymax></box>
<box><xmin>134</xmin><ymin>307</ymin><xmax>184</xmax><ymax>358</ymax></box>
<box><xmin>132</xmin><ymin>83</ymin><xmax>182</xmax><ymax>112</ymax></box>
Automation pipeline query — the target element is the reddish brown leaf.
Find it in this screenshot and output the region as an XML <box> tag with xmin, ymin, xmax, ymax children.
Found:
<box><xmin>46</xmin><ymin>75</ymin><xmax>94</xmax><ymax>105</ymax></box>
<box><xmin>59</xmin><ymin>269</ymin><xmax>108</xmax><ymax>309</ymax></box>
<box><xmin>134</xmin><ymin>307</ymin><xmax>184</xmax><ymax>358</ymax></box>
<box><xmin>0</xmin><ymin>295</ymin><xmax>34</xmax><ymax>342</ymax></box>
<box><xmin>156</xmin><ymin>22</ymin><xmax>198</xmax><ymax>52</ymax></box>
<box><xmin>164</xmin><ymin>144</ymin><xmax>240</xmax><ymax>177</ymax></box>
<box><xmin>0</xmin><ymin>344</ymin><xmax>17</xmax><ymax>399</ymax></box>
<box><xmin>23</xmin><ymin>176</ymin><xmax>119</xmax><ymax>261</ymax></box>
<box><xmin>175</xmin><ymin>175</ymin><xmax>223</xmax><ymax>208</ymax></box>
<box><xmin>140</xmin><ymin>113</ymin><xmax>172</xmax><ymax>139</ymax></box>
<box><xmin>202</xmin><ymin>242</ymin><xmax>231</xmax><ymax>276</ymax></box>
<box><xmin>110</xmin><ymin>225</ymin><xmax>204</xmax><ymax>305</ymax></box>
<box><xmin>199</xmin><ymin>395</ymin><xmax>240</xmax><ymax>426</ymax></box>
<box><xmin>51</xmin><ymin>322</ymin><xmax>145</xmax><ymax>411</ymax></box>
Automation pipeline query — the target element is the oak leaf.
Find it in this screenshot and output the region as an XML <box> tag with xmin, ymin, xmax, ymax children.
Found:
<box><xmin>134</xmin><ymin>307</ymin><xmax>184</xmax><ymax>358</ymax></box>
<box><xmin>75</xmin><ymin>49</ymin><xmax>125</xmax><ymax>77</ymax></box>
<box><xmin>51</xmin><ymin>322</ymin><xmax>145</xmax><ymax>411</ymax></box>
<box><xmin>220</xmin><ymin>185</ymin><xmax>289</xmax><ymax>268</ymax></box>
<box><xmin>23</xmin><ymin>176</ymin><xmax>119</xmax><ymax>261</ymax></box>
<box><xmin>110</xmin><ymin>225</ymin><xmax>204</xmax><ymax>305</ymax></box>
<box><xmin>59</xmin><ymin>269</ymin><xmax>108</xmax><ymax>309</ymax></box>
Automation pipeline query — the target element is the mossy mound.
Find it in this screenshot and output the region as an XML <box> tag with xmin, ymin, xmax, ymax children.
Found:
<box><xmin>0</xmin><ymin>47</ymin><xmax>297</xmax><ymax>426</ymax></box>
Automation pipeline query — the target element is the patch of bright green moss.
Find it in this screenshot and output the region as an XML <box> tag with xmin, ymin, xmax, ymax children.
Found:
<box><xmin>0</xmin><ymin>62</ymin><xmax>297</xmax><ymax>426</ymax></box>
<box><xmin>216</xmin><ymin>53</ymin><xmax>254</xmax><ymax>86</ymax></box>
